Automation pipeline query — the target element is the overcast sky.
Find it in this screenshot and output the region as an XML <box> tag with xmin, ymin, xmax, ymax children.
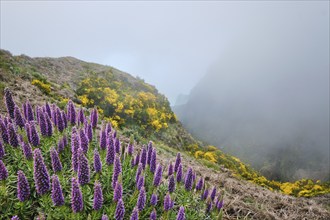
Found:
<box><xmin>1</xmin><ymin>1</ymin><xmax>329</xmax><ymax>104</ymax></box>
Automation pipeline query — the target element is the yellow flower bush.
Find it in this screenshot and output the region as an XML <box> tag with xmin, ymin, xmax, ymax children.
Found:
<box><xmin>31</xmin><ymin>79</ymin><xmax>51</xmax><ymax>94</ymax></box>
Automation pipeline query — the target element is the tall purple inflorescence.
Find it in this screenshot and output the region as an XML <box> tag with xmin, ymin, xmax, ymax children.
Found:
<box><xmin>14</xmin><ymin>106</ymin><xmax>25</xmax><ymax>128</ymax></box>
<box><xmin>77</xmin><ymin>148</ymin><xmax>90</xmax><ymax>185</ymax></box>
<box><xmin>106</xmin><ymin>136</ymin><xmax>115</xmax><ymax>165</ymax></box>
<box><xmin>51</xmin><ymin>175</ymin><xmax>64</xmax><ymax>206</ymax></box>
<box><xmin>206</xmin><ymin>201</ymin><xmax>213</xmax><ymax>213</ymax></box>
<box><xmin>22</xmin><ymin>142</ymin><xmax>33</xmax><ymax>160</ymax></box>
<box><xmin>112</xmin><ymin>155</ymin><xmax>122</xmax><ymax>188</ymax></box>
<box><xmin>100</xmin><ymin>129</ymin><xmax>107</xmax><ymax>150</ymax></box>
<box><xmin>30</xmin><ymin>122</ymin><xmax>40</xmax><ymax>147</ymax></box>
<box><xmin>79</xmin><ymin>129</ymin><xmax>89</xmax><ymax>153</ymax></box>
<box><xmin>137</xmin><ymin>175</ymin><xmax>144</xmax><ymax>191</ymax></box>
<box><xmin>0</xmin><ymin>119</ymin><xmax>9</xmax><ymax>144</ymax></box>
<box><xmin>127</xmin><ymin>143</ymin><xmax>134</xmax><ymax>156</ymax></box>
<box><xmin>25</xmin><ymin>101</ymin><xmax>34</xmax><ymax>121</ymax></box>
<box><xmin>135</xmin><ymin>163</ymin><xmax>143</xmax><ymax>184</ymax></box>
<box><xmin>150</xmin><ymin>193</ymin><xmax>158</xmax><ymax>206</ymax></box>
<box><xmin>0</xmin><ymin>160</ymin><xmax>8</xmax><ymax>180</ymax></box>
<box><xmin>150</xmin><ymin>209</ymin><xmax>157</xmax><ymax>220</ymax></box>
<box><xmin>115</xmin><ymin>198</ymin><xmax>125</xmax><ymax>220</ymax></box>
<box><xmin>196</xmin><ymin>177</ymin><xmax>204</xmax><ymax>191</ymax></box>
<box><xmin>71</xmin><ymin>177</ymin><xmax>83</xmax><ymax>213</ymax></box>
<box><xmin>86</xmin><ymin>123</ymin><xmax>93</xmax><ymax>142</ymax></box>
<box><xmin>57</xmin><ymin>138</ymin><xmax>65</xmax><ymax>153</ymax></box>
<box><xmin>78</xmin><ymin>108</ymin><xmax>85</xmax><ymax>125</ymax></box>
<box><xmin>150</xmin><ymin>149</ymin><xmax>157</xmax><ymax>173</ymax></box>
<box><xmin>174</xmin><ymin>152</ymin><xmax>181</xmax><ymax>173</ymax></box>
<box><xmin>114</xmin><ymin>138</ymin><xmax>121</xmax><ymax>154</ymax></box>
<box><xmin>137</xmin><ymin>186</ymin><xmax>146</xmax><ymax>211</ymax></box>
<box><xmin>39</xmin><ymin>110</ymin><xmax>47</xmax><ymax>136</ymax></box>
<box><xmin>33</xmin><ymin>148</ymin><xmax>50</xmax><ymax>195</ymax></box>
<box><xmin>45</xmin><ymin>113</ymin><xmax>53</xmax><ymax>136</ymax></box>
<box><xmin>168</xmin><ymin>175</ymin><xmax>176</xmax><ymax>193</ymax></box>
<box><xmin>113</xmin><ymin>181</ymin><xmax>123</xmax><ymax>202</ymax></box>
<box><xmin>93</xmin><ymin>181</ymin><xmax>103</xmax><ymax>210</ymax></box>
<box><xmin>62</xmin><ymin>111</ymin><xmax>68</xmax><ymax>128</ymax></box>
<box><xmin>140</xmin><ymin>147</ymin><xmax>147</xmax><ymax>169</ymax></box>
<box><xmin>91</xmin><ymin>108</ymin><xmax>98</xmax><ymax>129</ymax></box>
<box><xmin>164</xmin><ymin>193</ymin><xmax>174</xmax><ymax>211</ymax></box>
<box><xmin>0</xmin><ymin>141</ymin><xmax>5</xmax><ymax>159</ymax></box>
<box><xmin>202</xmin><ymin>188</ymin><xmax>209</xmax><ymax>200</ymax></box>
<box><xmin>176</xmin><ymin>164</ymin><xmax>183</xmax><ymax>183</ymax></box>
<box><xmin>134</xmin><ymin>152</ymin><xmax>140</xmax><ymax>166</ymax></box>
<box><xmin>71</xmin><ymin>131</ymin><xmax>80</xmax><ymax>172</ymax></box>
<box><xmin>56</xmin><ymin>108</ymin><xmax>64</xmax><ymax>133</ymax></box>
<box><xmin>4</xmin><ymin>88</ymin><xmax>16</xmax><ymax>119</ymax></box>
<box><xmin>168</xmin><ymin>162</ymin><xmax>174</xmax><ymax>177</ymax></box>
<box><xmin>50</xmin><ymin>147</ymin><xmax>62</xmax><ymax>173</ymax></box>
<box><xmin>147</xmin><ymin>141</ymin><xmax>153</xmax><ymax>165</ymax></box>
<box><xmin>177</xmin><ymin>206</ymin><xmax>186</xmax><ymax>220</ymax></box>
<box><xmin>184</xmin><ymin>167</ymin><xmax>194</xmax><ymax>191</ymax></box>
<box><xmin>7</xmin><ymin>123</ymin><xmax>19</xmax><ymax>147</ymax></box>
<box><xmin>67</xmin><ymin>100</ymin><xmax>76</xmax><ymax>125</ymax></box>
<box><xmin>130</xmin><ymin>207</ymin><xmax>139</xmax><ymax>220</ymax></box>
<box><xmin>210</xmin><ymin>186</ymin><xmax>217</xmax><ymax>201</ymax></box>
<box><xmin>153</xmin><ymin>164</ymin><xmax>162</xmax><ymax>187</ymax></box>
<box><xmin>17</xmin><ymin>170</ymin><xmax>30</xmax><ymax>202</ymax></box>
<box><xmin>93</xmin><ymin>149</ymin><xmax>102</xmax><ymax>173</ymax></box>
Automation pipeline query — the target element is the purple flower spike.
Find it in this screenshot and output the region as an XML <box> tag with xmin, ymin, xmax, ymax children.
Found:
<box><xmin>113</xmin><ymin>181</ymin><xmax>123</xmax><ymax>202</ymax></box>
<box><xmin>91</xmin><ymin>108</ymin><xmax>98</xmax><ymax>129</ymax></box>
<box><xmin>0</xmin><ymin>160</ymin><xmax>8</xmax><ymax>181</ymax></box>
<box><xmin>168</xmin><ymin>163</ymin><xmax>174</xmax><ymax>176</ymax></box>
<box><xmin>164</xmin><ymin>193</ymin><xmax>174</xmax><ymax>211</ymax></box>
<box><xmin>176</xmin><ymin>206</ymin><xmax>186</xmax><ymax>220</ymax></box>
<box><xmin>196</xmin><ymin>177</ymin><xmax>204</xmax><ymax>191</ymax></box>
<box><xmin>210</xmin><ymin>187</ymin><xmax>217</xmax><ymax>201</ymax></box>
<box><xmin>7</xmin><ymin>123</ymin><xmax>19</xmax><ymax>147</ymax></box>
<box><xmin>57</xmin><ymin>139</ymin><xmax>65</xmax><ymax>153</ymax></box>
<box><xmin>56</xmin><ymin>108</ymin><xmax>64</xmax><ymax>133</ymax></box>
<box><xmin>115</xmin><ymin>198</ymin><xmax>125</xmax><ymax>220</ymax></box>
<box><xmin>0</xmin><ymin>119</ymin><xmax>9</xmax><ymax>144</ymax></box>
<box><xmin>202</xmin><ymin>188</ymin><xmax>209</xmax><ymax>200</ymax></box>
<box><xmin>150</xmin><ymin>150</ymin><xmax>157</xmax><ymax>173</ymax></box>
<box><xmin>79</xmin><ymin>129</ymin><xmax>89</xmax><ymax>154</ymax></box>
<box><xmin>176</xmin><ymin>164</ymin><xmax>183</xmax><ymax>183</ymax></box>
<box><xmin>105</xmin><ymin>122</ymin><xmax>112</xmax><ymax>134</ymax></box>
<box><xmin>147</xmin><ymin>141</ymin><xmax>153</xmax><ymax>165</ymax></box>
<box><xmin>33</xmin><ymin>148</ymin><xmax>50</xmax><ymax>195</ymax></box>
<box><xmin>24</xmin><ymin>123</ymin><xmax>31</xmax><ymax>143</ymax></box>
<box><xmin>4</xmin><ymin>88</ymin><xmax>16</xmax><ymax>119</ymax></box>
<box><xmin>39</xmin><ymin>110</ymin><xmax>47</xmax><ymax>136</ymax></box>
<box><xmin>106</xmin><ymin>136</ymin><xmax>115</xmax><ymax>165</ymax></box>
<box><xmin>45</xmin><ymin>113</ymin><xmax>53</xmax><ymax>136</ymax></box>
<box><xmin>93</xmin><ymin>181</ymin><xmax>103</xmax><ymax>210</ymax></box>
<box><xmin>51</xmin><ymin>175</ymin><xmax>64</xmax><ymax>206</ymax></box>
<box><xmin>217</xmin><ymin>199</ymin><xmax>224</xmax><ymax>210</ymax></box>
<box><xmin>26</xmin><ymin>101</ymin><xmax>34</xmax><ymax>121</ymax></box>
<box><xmin>45</xmin><ymin>102</ymin><xmax>51</xmax><ymax>118</ymax></box>
<box><xmin>71</xmin><ymin>177</ymin><xmax>83</xmax><ymax>213</ymax></box>
<box><xmin>137</xmin><ymin>175</ymin><xmax>144</xmax><ymax>191</ymax></box>
<box><xmin>153</xmin><ymin>164</ymin><xmax>162</xmax><ymax>187</ymax></box>
<box><xmin>30</xmin><ymin>122</ymin><xmax>40</xmax><ymax>147</ymax></box>
<box><xmin>168</xmin><ymin>175</ymin><xmax>176</xmax><ymax>193</ymax></box>
<box><xmin>134</xmin><ymin>152</ymin><xmax>140</xmax><ymax>166</ymax></box>
<box><xmin>50</xmin><ymin>147</ymin><xmax>62</xmax><ymax>173</ymax></box>
<box><xmin>101</xmin><ymin>214</ymin><xmax>109</xmax><ymax>220</ymax></box>
<box><xmin>100</xmin><ymin>129</ymin><xmax>107</xmax><ymax>150</ymax></box>
<box><xmin>0</xmin><ymin>141</ymin><xmax>5</xmax><ymax>159</ymax></box>
<box><xmin>93</xmin><ymin>149</ymin><xmax>102</xmax><ymax>173</ymax></box>
<box><xmin>71</xmin><ymin>132</ymin><xmax>80</xmax><ymax>172</ymax></box>
<box><xmin>78</xmin><ymin>148</ymin><xmax>90</xmax><ymax>185</ymax></box>
<box><xmin>137</xmin><ymin>186</ymin><xmax>146</xmax><ymax>211</ymax></box>
<box><xmin>130</xmin><ymin>207</ymin><xmax>139</xmax><ymax>220</ymax></box>
<box><xmin>140</xmin><ymin>147</ymin><xmax>147</xmax><ymax>169</ymax></box>
<box><xmin>67</xmin><ymin>100</ymin><xmax>76</xmax><ymax>125</ymax></box>
<box><xmin>114</xmin><ymin>138</ymin><xmax>120</xmax><ymax>154</ymax></box>
<box><xmin>112</xmin><ymin>155</ymin><xmax>122</xmax><ymax>188</ymax></box>
<box><xmin>150</xmin><ymin>210</ymin><xmax>157</xmax><ymax>220</ymax></box>
<box><xmin>78</xmin><ymin>108</ymin><xmax>85</xmax><ymax>125</ymax></box>
<box><xmin>150</xmin><ymin>193</ymin><xmax>158</xmax><ymax>206</ymax></box>
<box><xmin>14</xmin><ymin>106</ymin><xmax>25</xmax><ymax>128</ymax></box>
<box><xmin>128</xmin><ymin>143</ymin><xmax>134</xmax><ymax>156</ymax></box>
<box><xmin>11</xmin><ymin>216</ymin><xmax>19</xmax><ymax>220</ymax></box>
<box><xmin>22</xmin><ymin>142</ymin><xmax>33</xmax><ymax>160</ymax></box>
<box><xmin>17</xmin><ymin>170</ymin><xmax>30</xmax><ymax>202</ymax></box>
<box><xmin>86</xmin><ymin>123</ymin><xmax>92</xmax><ymax>142</ymax></box>
<box><xmin>206</xmin><ymin>201</ymin><xmax>213</xmax><ymax>213</ymax></box>
<box><xmin>135</xmin><ymin>163</ymin><xmax>143</xmax><ymax>183</ymax></box>
<box><xmin>174</xmin><ymin>152</ymin><xmax>181</xmax><ymax>173</ymax></box>
<box><xmin>184</xmin><ymin>167</ymin><xmax>193</xmax><ymax>191</ymax></box>
<box><xmin>62</xmin><ymin>111</ymin><xmax>68</xmax><ymax>128</ymax></box>
<box><xmin>112</xmin><ymin>130</ymin><xmax>117</xmax><ymax>138</ymax></box>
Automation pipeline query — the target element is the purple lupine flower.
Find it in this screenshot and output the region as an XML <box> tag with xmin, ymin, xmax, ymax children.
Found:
<box><xmin>14</xmin><ymin>106</ymin><xmax>25</xmax><ymax>128</ymax></box>
<box><xmin>150</xmin><ymin>193</ymin><xmax>158</xmax><ymax>206</ymax></box>
<box><xmin>0</xmin><ymin>160</ymin><xmax>8</xmax><ymax>180</ymax></box>
<box><xmin>184</xmin><ymin>167</ymin><xmax>193</xmax><ymax>191</ymax></box>
<box><xmin>93</xmin><ymin>181</ymin><xmax>103</xmax><ymax>210</ymax></box>
<box><xmin>56</xmin><ymin>108</ymin><xmax>64</xmax><ymax>132</ymax></box>
<box><xmin>62</xmin><ymin>111</ymin><xmax>67</xmax><ymax>128</ymax></box>
<box><xmin>51</xmin><ymin>175</ymin><xmax>64</xmax><ymax>206</ymax></box>
<box><xmin>30</xmin><ymin>122</ymin><xmax>40</xmax><ymax>146</ymax></box>
<box><xmin>136</xmin><ymin>175</ymin><xmax>144</xmax><ymax>191</ymax></box>
<box><xmin>38</xmin><ymin>110</ymin><xmax>48</xmax><ymax>136</ymax></box>
<box><xmin>127</xmin><ymin>143</ymin><xmax>134</xmax><ymax>156</ymax></box>
<box><xmin>45</xmin><ymin>102</ymin><xmax>52</xmax><ymax>118</ymax></box>
<box><xmin>26</xmin><ymin>101</ymin><xmax>34</xmax><ymax>121</ymax></box>
<box><xmin>115</xmin><ymin>198</ymin><xmax>125</xmax><ymax>220</ymax></box>
<box><xmin>113</xmin><ymin>181</ymin><xmax>123</xmax><ymax>202</ymax></box>
<box><xmin>21</xmin><ymin>142</ymin><xmax>33</xmax><ymax>160</ymax></box>
<box><xmin>164</xmin><ymin>193</ymin><xmax>174</xmax><ymax>211</ymax></box>
<box><xmin>100</xmin><ymin>130</ymin><xmax>107</xmax><ymax>150</ymax></box>
<box><xmin>91</xmin><ymin>108</ymin><xmax>98</xmax><ymax>129</ymax></box>
<box><xmin>174</xmin><ymin>152</ymin><xmax>181</xmax><ymax>173</ymax></box>
<box><xmin>0</xmin><ymin>141</ymin><xmax>5</xmax><ymax>159</ymax></box>
<box><xmin>101</xmin><ymin>214</ymin><xmax>109</xmax><ymax>220</ymax></box>
<box><xmin>50</xmin><ymin>147</ymin><xmax>62</xmax><ymax>173</ymax></box>
<box><xmin>150</xmin><ymin>149</ymin><xmax>157</xmax><ymax>173</ymax></box>
<box><xmin>45</xmin><ymin>113</ymin><xmax>53</xmax><ymax>136</ymax></box>
<box><xmin>168</xmin><ymin>175</ymin><xmax>176</xmax><ymax>193</ymax></box>
<box><xmin>134</xmin><ymin>152</ymin><xmax>140</xmax><ymax>166</ymax></box>
<box><xmin>71</xmin><ymin>132</ymin><xmax>80</xmax><ymax>172</ymax></box>
<box><xmin>112</xmin><ymin>130</ymin><xmax>117</xmax><ymax>138</ymax></box>
<box><xmin>210</xmin><ymin>187</ymin><xmax>217</xmax><ymax>201</ymax></box>
<box><xmin>33</xmin><ymin>148</ymin><xmax>50</xmax><ymax>195</ymax></box>
<box><xmin>71</xmin><ymin>177</ymin><xmax>83</xmax><ymax>213</ymax></box>
<box><xmin>11</xmin><ymin>216</ymin><xmax>19</xmax><ymax>220</ymax></box>
<box><xmin>176</xmin><ymin>164</ymin><xmax>183</xmax><ymax>183</ymax></box>
<box><xmin>78</xmin><ymin>108</ymin><xmax>85</xmax><ymax>125</ymax></box>
<box><xmin>150</xmin><ymin>210</ymin><xmax>157</xmax><ymax>220</ymax></box>
<box><xmin>137</xmin><ymin>186</ymin><xmax>146</xmax><ymax>211</ymax></box>
<box><xmin>112</xmin><ymin>155</ymin><xmax>122</xmax><ymax>188</ymax></box>
<box><xmin>135</xmin><ymin>163</ymin><xmax>143</xmax><ymax>183</ymax></box>
<box><xmin>106</xmin><ymin>136</ymin><xmax>115</xmax><ymax>165</ymax></box>
<box><xmin>105</xmin><ymin>122</ymin><xmax>112</xmax><ymax>135</ymax></box>
<box><xmin>168</xmin><ymin>162</ymin><xmax>174</xmax><ymax>176</ymax></box>
<box><xmin>67</xmin><ymin>100</ymin><xmax>76</xmax><ymax>125</ymax></box>
<box><xmin>0</xmin><ymin>119</ymin><xmax>9</xmax><ymax>144</ymax></box>
<box><xmin>176</xmin><ymin>206</ymin><xmax>186</xmax><ymax>220</ymax></box>
<box><xmin>93</xmin><ymin>149</ymin><xmax>102</xmax><ymax>173</ymax></box>
<box><xmin>57</xmin><ymin>139</ymin><xmax>65</xmax><ymax>153</ymax></box>
<box><xmin>4</xmin><ymin>88</ymin><xmax>15</xmax><ymax>119</ymax></box>
<box><xmin>147</xmin><ymin>141</ymin><xmax>153</xmax><ymax>165</ymax></box>
<box><xmin>217</xmin><ymin>199</ymin><xmax>224</xmax><ymax>210</ymax></box>
<box><xmin>130</xmin><ymin>207</ymin><xmax>139</xmax><ymax>220</ymax></box>
<box><xmin>79</xmin><ymin>129</ymin><xmax>89</xmax><ymax>154</ymax></box>
<box><xmin>153</xmin><ymin>164</ymin><xmax>163</xmax><ymax>187</ymax></box>
<box><xmin>206</xmin><ymin>201</ymin><xmax>213</xmax><ymax>213</ymax></box>
<box><xmin>7</xmin><ymin>123</ymin><xmax>19</xmax><ymax>147</ymax></box>
<box><xmin>140</xmin><ymin>147</ymin><xmax>147</xmax><ymax>169</ymax></box>
<box><xmin>86</xmin><ymin>123</ymin><xmax>92</xmax><ymax>142</ymax></box>
<box><xmin>201</xmin><ymin>188</ymin><xmax>209</xmax><ymax>200</ymax></box>
<box><xmin>17</xmin><ymin>170</ymin><xmax>30</xmax><ymax>202</ymax></box>
<box><xmin>114</xmin><ymin>138</ymin><xmax>120</xmax><ymax>154</ymax></box>
<box><xmin>25</xmin><ymin>122</ymin><xmax>31</xmax><ymax>143</ymax></box>
<box><xmin>196</xmin><ymin>177</ymin><xmax>204</xmax><ymax>191</ymax></box>
<box><xmin>78</xmin><ymin>148</ymin><xmax>90</xmax><ymax>185</ymax></box>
